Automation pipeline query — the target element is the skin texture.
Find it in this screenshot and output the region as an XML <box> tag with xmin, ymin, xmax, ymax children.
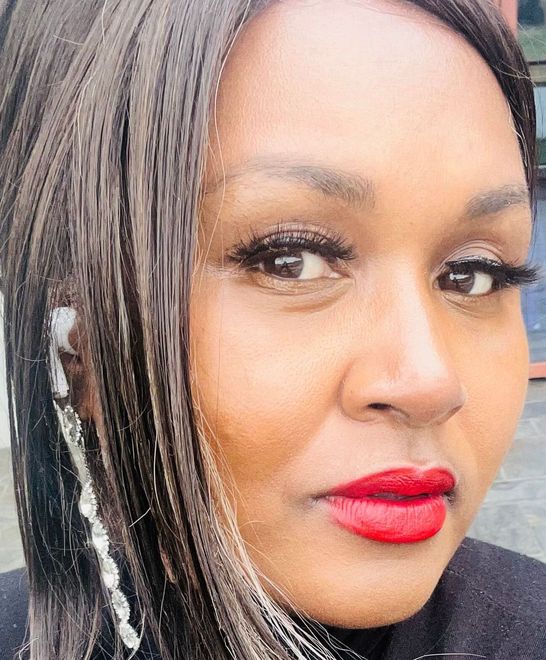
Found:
<box><xmin>188</xmin><ymin>0</ymin><xmax>532</xmax><ymax>627</ymax></box>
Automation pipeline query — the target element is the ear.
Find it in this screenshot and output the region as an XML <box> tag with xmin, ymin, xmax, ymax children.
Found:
<box><xmin>55</xmin><ymin>310</ymin><xmax>97</xmax><ymax>422</ymax></box>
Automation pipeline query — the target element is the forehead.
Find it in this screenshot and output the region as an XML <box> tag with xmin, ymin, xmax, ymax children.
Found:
<box><xmin>206</xmin><ymin>0</ymin><xmax>523</xmax><ymax>193</ymax></box>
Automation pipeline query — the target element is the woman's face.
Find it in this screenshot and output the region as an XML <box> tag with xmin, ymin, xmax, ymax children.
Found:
<box><xmin>190</xmin><ymin>0</ymin><xmax>532</xmax><ymax>627</ymax></box>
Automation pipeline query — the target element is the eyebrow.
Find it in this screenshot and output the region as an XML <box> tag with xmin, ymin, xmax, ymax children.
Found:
<box><xmin>204</xmin><ymin>160</ymin><xmax>375</xmax><ymax>210</ymax></box>
<box><xmin>205</xmin><ymin>159</ymin><xmax>530</xmax><ymax>219</ymax></box>
<box><xmin>463</xmin><ymin>184</ymin><xmax>530</xmax><ymax>219</ymax></box>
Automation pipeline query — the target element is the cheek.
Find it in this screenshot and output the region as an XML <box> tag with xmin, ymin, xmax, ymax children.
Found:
<box><xmin>451</xmin><ymin>299</ymin><xmax>528</xmax><ymax>507</ymax></box>
<box><xmin>190</xmin><ymin>280</ymin><xmax>341</xmax><ymax>496</ymax></box>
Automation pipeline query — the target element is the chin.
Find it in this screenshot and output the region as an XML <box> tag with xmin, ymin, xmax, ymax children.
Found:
<box><xmin>289</xmin><ymin>575</ymin><xmax>438</xmax><ymax>629</ymax></box>
<box><xmin>309</xmin><ymin>590</ymin><xmax>433</xmax><ymax>629</ymax></box>
<box><xmin>269</xmin><ymin>532</ymin><xmax>459</xmax><ymax>630</ymax></box>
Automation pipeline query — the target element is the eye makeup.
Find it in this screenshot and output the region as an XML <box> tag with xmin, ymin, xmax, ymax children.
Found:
<box><xmin>224</xmin><ymin>223</ymin><xmax>542</xmax><ymax>296</ymax></box>
<box><xmin>442</xmin><ymin>257</ymin><xmax>541</xmax><ymax>292</ymax></box>
<box><xmin>226</xmin><ymin>223</ymin><xmax>357</xmax><ymax>271</ymax></box>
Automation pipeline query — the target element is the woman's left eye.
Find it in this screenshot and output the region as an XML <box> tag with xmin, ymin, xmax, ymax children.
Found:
<box><xmin>438</xmin><ymin>258</ymin><xmax>540</xmax><ymax>297</ymax></box>
<box><xmin>438</xmin><ymin>268</ymin><xmax>495</xmax><ymax>296</ymax></box>
<box><xmin>253</xmin><ymin>250</ymin><xmax>342</xmax><ymax>280</ymax></box>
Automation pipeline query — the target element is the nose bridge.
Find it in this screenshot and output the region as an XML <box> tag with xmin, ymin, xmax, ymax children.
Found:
<box><xmin>394</xmin><ymin>279</ymin><xmax>453</xmax><ymax>386</ymax></box>
<box><xmin>340</xmin><ymin>272</ymin><xmax>466</xmax><ymax>427</ymax></box>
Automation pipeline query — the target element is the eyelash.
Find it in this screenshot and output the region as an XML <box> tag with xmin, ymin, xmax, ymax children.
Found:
<box><xmin>442</xmin><ymin>257</ymin><xmax>540</xmax><ymax>292</ymax></box>
<box><xmin>226</xmin><ymin>226</ymin><xmax>541</xmax><ymax>293</ymax></box>
<box><xmin>226</xmin><ymin>225</ymin><xmax>356</xmax><ymax>268</ymax></box>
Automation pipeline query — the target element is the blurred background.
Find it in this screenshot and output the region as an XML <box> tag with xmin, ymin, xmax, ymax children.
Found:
<box><xmin>1</xmin><ymin>0</ymin><xmax>546</xmax><ymax>573</ymax></box>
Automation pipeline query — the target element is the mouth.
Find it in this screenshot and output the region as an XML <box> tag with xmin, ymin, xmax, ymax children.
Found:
<box><xmin>321</xmin><ymin>467</ymin><xmax>456</xmax><ymax>544</ymax></box>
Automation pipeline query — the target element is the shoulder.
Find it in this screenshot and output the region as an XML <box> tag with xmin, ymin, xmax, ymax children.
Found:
<box><xmin>447</xmin><ymin>536</ymin><xmax>546</xmax><ymax>618</ymax></box>
<box><xmin>0</xmin><ymin>567</ymin><xmax>28</xmax><ymax>659</ymax></box>
<box><xmin>415</xmin><ymin>538</ymin><xmax>545</xmax><ymax>659</ymax></box>
<box><xmin>0</xmin><ymin>568</ymin><xmax>161</xmax><ymax>659</ymax></box>
<box><xmin>387</xmin><ymin>538</ymin><xmax>546</xmax><ymax>660</ymax></box>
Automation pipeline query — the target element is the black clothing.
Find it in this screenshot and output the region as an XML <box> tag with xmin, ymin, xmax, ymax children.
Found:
<box><xmin>1</xmin><ymin>538</ymin><xmax>545</xmax><ymax>659</ymax></box>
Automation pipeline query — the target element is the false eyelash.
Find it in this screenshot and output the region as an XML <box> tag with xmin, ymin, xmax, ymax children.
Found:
<box><xmin>445</xmin><ymin>257</ymin><xmax>542</xmax><ymax>289</ymax></box>
<box><xmin>226</xmin><ymin>223</ymin><xmax>357</xmax><ymax>267</ymax></box>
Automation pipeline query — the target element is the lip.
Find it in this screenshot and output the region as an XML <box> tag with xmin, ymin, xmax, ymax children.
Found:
<box><xmin>323</xmin><ymin>467</ymin><xmax>456</xmax><ymax>544</ymax></box>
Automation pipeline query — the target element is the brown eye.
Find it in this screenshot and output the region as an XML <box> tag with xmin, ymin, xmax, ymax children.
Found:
<box><xmin>438</xmin><ymin>270</ymin><xmax>494</xmax><ymax>296</ymax></box>
<box><xmin>258</xmin><ymin>250</ymin><xmax>342</xmax><ymax>280</ymax></box>
<box><xmin>261</xmin><ymin>253</ymin><xmax>305</xmax><ymax>278</ymax></box>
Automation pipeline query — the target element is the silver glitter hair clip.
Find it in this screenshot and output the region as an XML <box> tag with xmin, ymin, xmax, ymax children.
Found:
<box><xmin>49</xmin><ymin>307</ymin><xmax>142</xmax><ymax>654</ymax></box>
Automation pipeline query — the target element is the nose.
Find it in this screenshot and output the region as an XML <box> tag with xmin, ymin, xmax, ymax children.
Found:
<box><xmin>339</xmin><ymin>284</ymin><xmax>467</xmax><ymax>429</ymax></box>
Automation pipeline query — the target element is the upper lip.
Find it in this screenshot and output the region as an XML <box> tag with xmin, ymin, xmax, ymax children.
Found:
<box><xmin>326</xmin><ymin>467</ymin><xmax>457</xmax><ymax>498</ymax></box>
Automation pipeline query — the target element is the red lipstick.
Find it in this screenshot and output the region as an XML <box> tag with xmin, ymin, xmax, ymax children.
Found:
<box><xmin>324</xmin><ymin>467</ymin><xmax>455</xmax><ymax>544</ymax></box>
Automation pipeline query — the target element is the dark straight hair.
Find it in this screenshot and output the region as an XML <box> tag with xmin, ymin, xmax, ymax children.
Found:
<box><xmin>0</xmin><ymin>1</ymin><xmax>536</xmax><ymax>658</ymax></box>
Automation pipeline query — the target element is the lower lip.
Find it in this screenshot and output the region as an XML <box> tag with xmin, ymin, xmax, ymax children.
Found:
<box><xmin>324</xmin><ymin>494</ymin><xmax>448</xmax><ymax>543</ymax></box>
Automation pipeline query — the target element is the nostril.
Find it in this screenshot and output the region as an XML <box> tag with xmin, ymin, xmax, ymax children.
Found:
<box><xmin>369</xmin><ymin>403</ymin><xmax>390</xmax><ymax>411</ymax></box>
